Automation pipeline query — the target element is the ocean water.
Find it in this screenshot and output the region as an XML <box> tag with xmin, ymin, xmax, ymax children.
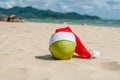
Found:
<box><xmin>27</xmin><ymin>19</ymin><xmax>120</xmax><ymax>27</ymax></box>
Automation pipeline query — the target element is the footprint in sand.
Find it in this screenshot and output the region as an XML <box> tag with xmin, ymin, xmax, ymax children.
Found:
<box><xmin>101</xmin><ymin>61</ymin><xmax>120</xmax><ymax>72</ymax></box>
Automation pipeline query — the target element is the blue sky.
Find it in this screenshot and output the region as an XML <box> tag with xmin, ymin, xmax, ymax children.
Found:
<box><xmin>0</xmin><ymin>0</ymin><xmax>120</xmax><ymax>19</ymax></box>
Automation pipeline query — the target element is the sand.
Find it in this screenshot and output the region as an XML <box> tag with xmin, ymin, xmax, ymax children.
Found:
<box><xmin>0</xmin><ymin>22</ymin><xmax>120</xmax><ymax>80</ymax></box>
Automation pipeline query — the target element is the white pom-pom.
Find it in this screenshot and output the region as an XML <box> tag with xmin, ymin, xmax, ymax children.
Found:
<box><xmin>91</xmin><ymin>50</ymin><xmax>100</xmax><ymax>58</ymax></box>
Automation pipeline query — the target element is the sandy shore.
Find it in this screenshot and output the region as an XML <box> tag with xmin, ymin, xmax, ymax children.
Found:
<box><xmin>0</xmin><ymin>22</ymin><xmax>120</xmax><ymax>80</ymax></box>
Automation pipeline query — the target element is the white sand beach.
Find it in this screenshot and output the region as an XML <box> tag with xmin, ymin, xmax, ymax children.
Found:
<box><xmin>0</xmin><ymin>22</ymin><xmax>120</xmax><ymax>80</ymax></box>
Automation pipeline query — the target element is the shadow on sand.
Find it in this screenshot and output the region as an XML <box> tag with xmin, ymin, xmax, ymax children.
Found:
<box><xmin>35</xmin><ymin>54</ymin><xmax>55</xmax><ymax>60</ymax></box>
<box><xmin>35</xmin><ymin>54</ymin><xmax>93</xmax><ymax>60</ymax></box>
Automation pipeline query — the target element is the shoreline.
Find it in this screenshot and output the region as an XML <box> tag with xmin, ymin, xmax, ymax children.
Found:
<box><xmin>26</xmin><ymin>19</ymin><xmax>120</xmax><ymax>27</ymax></box>
<box><xmin>1</xmin><ymin>21</ymin><xmax>120</xmax><ymax>28</ymax></box>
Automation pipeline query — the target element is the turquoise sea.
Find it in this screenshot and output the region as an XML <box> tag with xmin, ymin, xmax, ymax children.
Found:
<box><xmin>27</xmin><ymin>19</ymin><xmax>120</xmax><ymax>27</ymax></box>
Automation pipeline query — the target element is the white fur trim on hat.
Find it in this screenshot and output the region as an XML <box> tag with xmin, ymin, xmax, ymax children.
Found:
<box><xmin>90</xmin><ymin>50</ymin><xmax>100</xmax><ymax>58</ymax></box>
<box><xmin>49</xmin><ymin>32</ymin><xmax>76</xmax><ymax>45</ymax></box>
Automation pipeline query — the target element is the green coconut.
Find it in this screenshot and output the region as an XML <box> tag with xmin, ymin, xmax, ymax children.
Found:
<box><xmin>49</xmin><ymin>40</ymin><xmax>76</xmax><ymax>60</ymax></box>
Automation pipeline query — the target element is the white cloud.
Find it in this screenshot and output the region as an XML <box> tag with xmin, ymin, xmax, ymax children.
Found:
<box><xmin>82</xmin><ymin>5</ymin><xmax>94</xmax><ymax>10</ymax></box>
<box><xmin>5</xmin><ymin>2</ymin><xmax>12</xmax><ymax>8</ymax></box>
<box><xmin>107</xmin><ymin>0</ymin><xmax>120</xmax><ymax>10</ymax></box>
<box><xmin>59</xmin><ymin>2</ymin><xmax>73</xmax><ymax>12</ymax></box>
<box><xmin>112</xmin><ymin>5</ymin><xmax>120</xmax><ymax>10</ymax></box>
<box><xmin>0</xmin><ymin>0</ymin><xmax>16</xmax><ymax>8</ymax></box>
<box><xmin>92</xmin><ymin>0</ymin><xmax>120</xmax><ymax>10</ymax></box>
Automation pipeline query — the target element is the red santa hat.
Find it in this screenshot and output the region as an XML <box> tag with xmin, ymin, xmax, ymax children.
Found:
<box><xmin>49</xmin><ymin>27</ymin><xmax>100</xmax><ymax>58</ymax></box>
